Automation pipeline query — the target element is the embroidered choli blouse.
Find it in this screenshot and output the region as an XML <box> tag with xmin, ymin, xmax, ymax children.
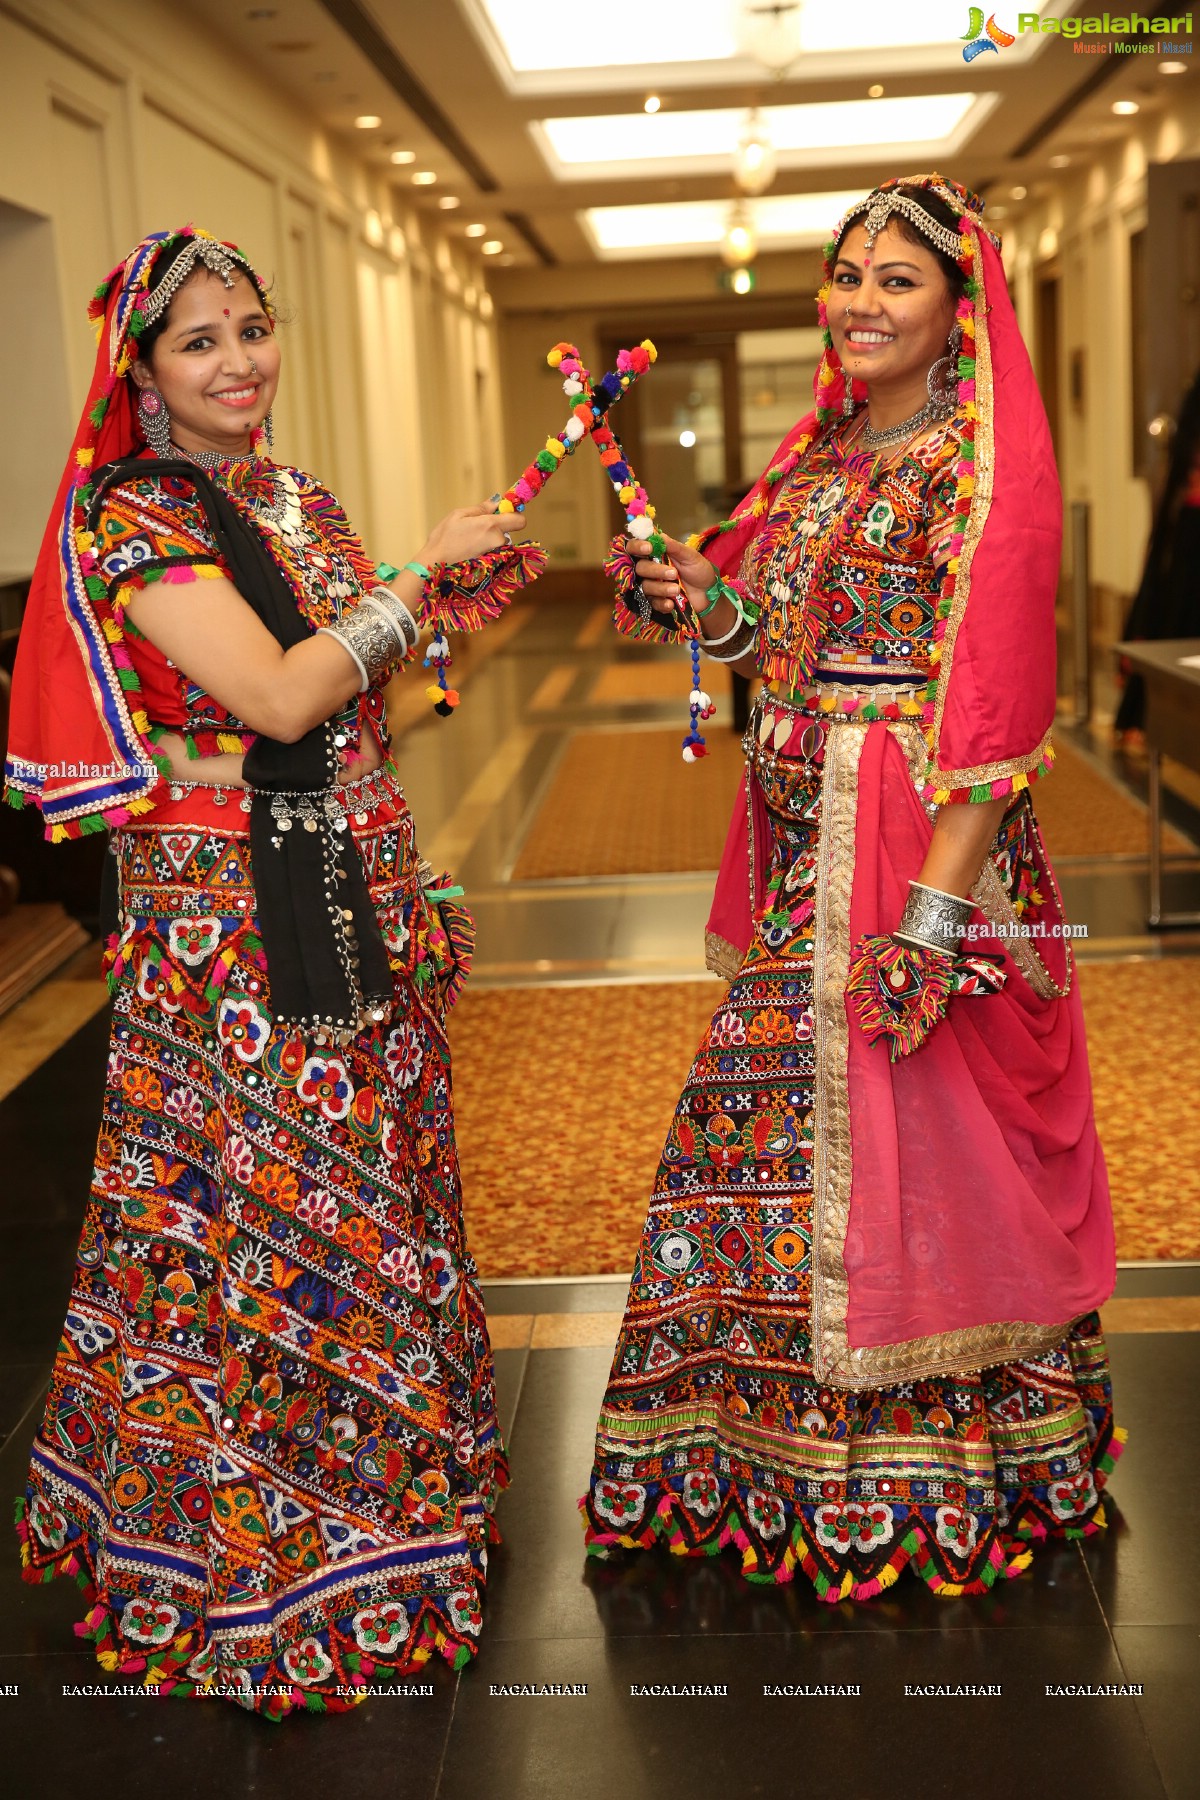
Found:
<box><xmin>88</xmin><ymin>452</ymin><xmax>390</xmax><ymax>768</ymax></box>
<box><xmin>744</xmin><ymin>413</ymin><xmax>965</xmax><ymax>691</ymax></box>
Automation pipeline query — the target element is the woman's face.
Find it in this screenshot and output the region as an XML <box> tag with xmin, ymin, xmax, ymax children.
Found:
<box><xmin>829</xmin><ymin>221</ymin><xmax>957</xmax><ymax>397</ymax></box>
<box><xmin>131</xmin><ymin>267</ymin><xmax>280</xmax><ymax>455</ymax></box>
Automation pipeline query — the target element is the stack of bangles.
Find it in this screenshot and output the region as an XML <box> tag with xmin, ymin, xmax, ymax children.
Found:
<box><xmin>695</xmin><ymin>575</ymin><xmax>758</xmax><ymax>663</ymax></box>
<box><xmin>318</xmin><ymin>561</ymin><xmax>430</xmax><ymax>690</ymax></box>
<box><xmin>893</xmin><ymin>880</ymin><xmax>975</xmax><ymax>957</ymax></box>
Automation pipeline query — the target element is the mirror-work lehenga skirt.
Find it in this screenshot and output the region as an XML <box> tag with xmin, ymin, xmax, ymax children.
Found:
<box><xmin>16</xmin><ymin>764</ymin><xmax>507</xmax><ymax>1717</ymax></box>
<box><xmin>582</xmin><ymin>720</ymin><xmax>1123</xmax><ymax>1599</ymax></box>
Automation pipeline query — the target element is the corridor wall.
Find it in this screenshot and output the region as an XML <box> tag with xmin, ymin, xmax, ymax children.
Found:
<box><xmin>0</xmin><ymin>0</ymin><xmax>504</xmax><ymax>580</ymax></box>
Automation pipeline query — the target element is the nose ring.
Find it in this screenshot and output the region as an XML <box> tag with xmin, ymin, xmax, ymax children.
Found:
<box><xmin>248</xmin><ymin>357</ymin><xmax>259</xmax><ymax>376</ymax></box>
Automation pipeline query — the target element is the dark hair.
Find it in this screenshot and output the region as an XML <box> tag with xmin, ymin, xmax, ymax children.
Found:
<box><xmin>135</xmin><ymin>237</ymin><xmax>270</xmax><ymax>364</ymax></box>
<box><xmin>835</xmin><ymin>186</ymin><xmax>967</xmax><ymax>301</ymax></box>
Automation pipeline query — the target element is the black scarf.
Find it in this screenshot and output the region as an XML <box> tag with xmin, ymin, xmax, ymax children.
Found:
<box><xmin>91</xmin><ymin>456</ymin><xmax>392</xmax><ymax>1038</ymax></box>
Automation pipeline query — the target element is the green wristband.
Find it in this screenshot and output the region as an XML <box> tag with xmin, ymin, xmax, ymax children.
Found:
<box><xmin>696</xmin><ymin>576</ymin><xmax>730</xmax><ymax>619</ymax></box>
<box><xmin>403</xmin><ymin>560</ymin><xmax>433</xmax><ymax>582</ymax></box>
<box><xmin>375</xmin><ymin>561</ymin><xmax>400</xmax><ymax>581</ymax></box>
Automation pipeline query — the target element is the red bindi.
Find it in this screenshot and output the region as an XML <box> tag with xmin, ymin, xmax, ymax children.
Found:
<box><xmin>863</xmin><ymin>256</ymin><xmax>871</xmax><ymax>267</ymax></box>
<box><xmin>222</xmin><ymin>307</ymin><xmax>230</xmax><ymax>317</ymax></box>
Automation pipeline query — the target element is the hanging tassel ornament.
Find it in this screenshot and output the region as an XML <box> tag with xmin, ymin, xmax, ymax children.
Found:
<box><xmin>424</xmin><ymin>629</ymin><xmax>458</xmax><ymax>715</ymax></box>
<box><xmin>682</xmin><ymin>637</ymin><xmax>714</xmax><ymax>762</ymax></box>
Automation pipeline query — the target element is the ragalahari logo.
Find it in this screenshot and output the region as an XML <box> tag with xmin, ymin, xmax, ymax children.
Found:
<box><xmin>961</xmin><ymin>8</ymin><xmax>1017</xmax><ymax>59</ymax></box>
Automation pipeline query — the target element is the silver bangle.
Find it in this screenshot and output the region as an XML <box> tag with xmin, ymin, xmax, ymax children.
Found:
<box><xmin>894</xmin><ymin>880</ymin><xmax>973</xmax><ymax>956</ymax></box>
<box><xmin>702</xmin><ymin>609</ymin><xmax>749</xmax><ymax>650</ymax></box>
<box><xmin>368</xmin><ymin>584</ymin><xmax>420</xmax><ymax>651</ymax></box>
<box><xmin>703</xmin><ymin>621</ymin><xmax>758</xmax><ymax>663</ymax></box>
<box><xmin>317</xmin><ymin>602</ymin><xmax>408</xmax><ymax>693</ymax></box>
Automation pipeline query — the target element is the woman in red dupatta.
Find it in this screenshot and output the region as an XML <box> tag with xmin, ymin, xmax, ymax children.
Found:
<box><xmin>6</xmin><ymin>226</ymin><xmax>516</xmax><ymax>1713</ymax></box>
<box><xmin>582</xmin><ymin>175</ymin><xmax>1122</xmax><ymax>1600</ymax></box>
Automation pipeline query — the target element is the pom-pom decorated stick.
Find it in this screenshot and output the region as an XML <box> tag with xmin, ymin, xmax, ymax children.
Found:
<box><xmin>568</xmin><ymin>343</ymin><xmax>714</xmax><ymax>762</ymax></box>
<box><xmin>495</xmin><ymin>341</ymin><xmax>658</xmax><ymax>515</ymax></box>
<box><xmin>420</xmin><ymin>341</ymin><xmax>653</xmax><ymax>715</ymax></box>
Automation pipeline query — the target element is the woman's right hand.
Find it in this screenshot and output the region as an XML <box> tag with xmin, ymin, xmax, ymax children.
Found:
<box><xmin>419</xmin><ymin>504</ymin><xmax>525</xmax><ymax>570</ymax></box>
<box><xmin>622</xmin><ymin>531</ymin><xmax>716</xmax><ymax>616</ymax></box>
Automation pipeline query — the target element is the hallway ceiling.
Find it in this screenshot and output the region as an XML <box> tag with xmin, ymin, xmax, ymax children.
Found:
<box><xmin>208</xmin><ymin>1</ymin><xmax>1194</xmax><ymax>269</ymax></box>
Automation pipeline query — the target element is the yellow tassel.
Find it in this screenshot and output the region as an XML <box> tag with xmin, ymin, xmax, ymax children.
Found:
<box><xmin>194</xmin><ymin>563</ymin><xmax>223</xmax><ymax>580</ymax></box>
<box><xmin>131</xmin><ymin>710</ymin><xmax>150</xmax><ymax>734</ymax></box>
<box><xmin>932</xmin><ymin>788</ymin><xmax>951</xmax><ymax>804</ymax></box>
<box><xmin>101</xmin><ymin>617</ymin><xmax>121</xmax><ymax>643</ymax></box>
<box><xmin>685</xmin><ymin>532</ymin><xmax>701</xmax><ymax>549</ymax></box>
<box><xmin>1012</xmin><ymin>770</ymin><xmax>1029</xmax><ymax>791</ymax></box>
<box><xmin>819</xmin><ymin>694</ymin><xmax>837</xmax><ymax>714</ymax></box>
<box><xmin>76</xmin><ymin>448</ymin><xmax>95</xmax><ymax>469</ymax></box>
<box><xmin>126</xmin><ymin>796</ymin><xmax>156</xmax><ymax>817</ymax></box>
<box><xmin>215</xmin><ymin>733</ymin><xmax>244</xmax><ymax>754</ymax></box>
<box><xmin>899</xmin><ymin>699</ymin><xmax>921</xmax><ymax>715</ymax></box>
<box><xmin>751</xmin><ymin>495</ymin><xmax>768</xmax><ymax>516</ymax></box>
<box><xmin>169</xmin><ymin>970</ymin><xmax>186</xmax><ymax>994</ymax></box>
<box><xmin>49</xmin><ymin>825</ymin><xmax>69</xmax><ymax>843</ymax></box>
<box><xmin>96</xmin><ymin>1650</ymin><xmax>121</xmax><ymax>1672</ymax></box>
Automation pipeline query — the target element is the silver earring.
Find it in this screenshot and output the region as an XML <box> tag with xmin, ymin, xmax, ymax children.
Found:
<box><xmin>137</xmin><ymin>387</ymin><xmax>172</xmax><ymax>457</ymax></box>
<box><xmin>926</xmin><ymin>323</ymin><xmax>964</xmax><ymax>416</ymax></box>
<box><xmin>263</xmin><ymin>411</ymin><xmax>275</xmax><ymax>449</ymax></box>
<box><xmin>842</xmin><ymin>307</ymin><xmax>857</xmax><ymax>417</ymax></box>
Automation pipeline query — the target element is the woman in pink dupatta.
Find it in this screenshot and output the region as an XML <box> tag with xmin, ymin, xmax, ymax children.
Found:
<box><xmin>581</xmin><ymin>174</ymin><xmax>1122</xmax><ymax>1599</ymax></box>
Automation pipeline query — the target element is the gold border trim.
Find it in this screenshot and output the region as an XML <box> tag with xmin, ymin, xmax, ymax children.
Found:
<box><xmin>811</xmin><ymin>718</ymin><xmax>1081</xmax><ymax>1384</ymax></box>
<box><xmin>811</xmin><ymin>718</ymin><xmax>862</xmax><ymax>1387</ymax></box>
<box><xmin>931</xmin><ymin>224</ymin><xmax>995</xmax><ymax>763</ymax></box>
<box><xmin>704</xmin><ymin>931</ymin><xmax>743</xmax><ymax>981</ymax></box>
<box><xmin>928</xmin><ymin>727</ymin><xmax>1055</xmax><ymax>795</ymax></box>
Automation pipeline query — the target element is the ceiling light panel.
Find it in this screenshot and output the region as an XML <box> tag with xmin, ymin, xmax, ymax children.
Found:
<box><xmin>583</xmin><ymin>192</ymin><xmax>866</xmax><ymax>259</ymax></box>
<box><xmin>469</xmin><ymin>0</ymin><xmax>1064</xmax><ymax>92</ymax></box>
<box><xmin>536</xmin><ymin>94</ymin><xmax>984</xmax><ymax>181</ymax></box>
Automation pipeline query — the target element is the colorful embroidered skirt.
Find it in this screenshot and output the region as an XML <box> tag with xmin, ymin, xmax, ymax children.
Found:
<box><xmin>17</xmin><ymin>765</ymin><xmax>508</xmax><ymax>1716</ymax></box>
<box><xmin>582</xmin><ymin>736</ymin><xmax>1122</xmax><ymax>1599</ymax></box>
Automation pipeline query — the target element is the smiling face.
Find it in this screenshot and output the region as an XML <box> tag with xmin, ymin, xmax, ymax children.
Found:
<box><xmin>829</xmin><ymin>221</ymin><xmax>957</xmax><ymax>407</ymax></box>
<box><xmin>130</xmin><ymin>267</ymin><xmax>280</xmax><ymax>457</ymax></box>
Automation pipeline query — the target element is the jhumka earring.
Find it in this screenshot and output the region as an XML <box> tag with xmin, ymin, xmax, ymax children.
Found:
<box><xmin>137</xmin><ymin>387</ymin><xmax>171</xmax><ymax>457</ymax></box>
<box><xmin>842</xmin><ymin>306</ymin><xmax>858</xmax><ymax>418</ymax></box>
<box><xmin>263</xmin><ymin>412</ymin><xmax>275</xmax><ymax>449</ymax></box>
<box><xmin>926</xmin><ymin>321</ymin><xmax>965</xmax><ymax>417</ymax></box>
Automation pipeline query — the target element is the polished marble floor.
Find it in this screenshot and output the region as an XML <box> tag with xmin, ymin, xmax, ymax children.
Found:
<box><xmin>2</xmin><ymin>594</ymin><xmax>1199</xmax><ymax>1797</ymax></box>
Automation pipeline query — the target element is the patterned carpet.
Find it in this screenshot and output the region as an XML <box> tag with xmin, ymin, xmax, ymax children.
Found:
<box><xmin>510</xmin><ymin>727</ymin><xmax>1192</xmax><ymax>882</ymax></box>
<box><xmin>453</xmin><ymin>960</ymin><xmax>1200</xmax><ymax>1279</ymax></box>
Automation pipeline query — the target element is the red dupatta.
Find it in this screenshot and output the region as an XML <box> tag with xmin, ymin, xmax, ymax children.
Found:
<box><xmin>4</xmin><ymin>226</ymin><xmax>273</xmax><ymax>840</ymax></box>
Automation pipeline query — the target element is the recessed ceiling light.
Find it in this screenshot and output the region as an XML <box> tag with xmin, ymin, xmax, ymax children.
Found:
<box><xmin>1161</xmin><ymin>60</ymin><xmax>1189</xmax><ymax>73</ymax></box>
<box><xmin>355</xmin><ymin>114</ymin><xmax>382</xmax><ymax>129</ymax></box>
<box><xmin>391</xmin><ymin>149</ymin><xmax>416</xmax><ymax>164</ymax></box>
<box><xmin>1049</xmin><ymin>153</ymin><xmax>1070</xmax><ymax>168</ymax></box>
<box><xmin>412</xmin><ymin>169</ymin><xmax>437</xmax><ymax>185</ymax></box>
<box><xmin>731</xmin><ymin>268</ymin><xmax>754</xmax><ymax>295</ymax></box>
<box><xmin>644</xmin><ymin>95</ymin><xmax>661</xmax><ymax>114</ymax></box>
<box><xmin>438</xmin><ymin>195</ymin><xmax>461</xmax><ymax>209</ymax></box>
<box><xmin>678</xmin><ymin>429</ymin><xmax>696</xmax><ymax>448</ymax></box>
<box><xmin>584</xmin><ymin>190</ymin><xmax>864</xmax><ymax>257</ymax></box>
<box><xmin>481</xmin><ymin>239</ymin><xmax>504</xmax><ymax>254</ymax></box>
<box><xmin>867</xmin><ymin>84</ymin><xmax>884</xmax><ymax>98</ymax></box>
<box><xmin>536</xmin><ymin>94</ymin><xmax>979</xmax><ymax>179</ymax></box>
<box><xmin>1010</xmin><ymin>184</ymin><xmax>1027</xmax><ymax>200</ymax></box>
<box><xmin>1112</xmin><ymin>99</ymin><xmax>1140</xmax><ymax>115</ymax></box>
<box><xmin>465</xmin><ymin>222</ymin><xmax>488</xmax><ymax>237</ymax></box>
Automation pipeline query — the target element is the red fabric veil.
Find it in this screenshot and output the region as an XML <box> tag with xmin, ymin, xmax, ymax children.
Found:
<box><xmin>4</xmin><ymin>226</ymin><xmax>273</xmax><ymax>840</ymax></box>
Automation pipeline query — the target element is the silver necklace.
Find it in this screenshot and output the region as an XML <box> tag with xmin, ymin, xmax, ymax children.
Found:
<box><xmin>171</xmin><ymin>440</ymin><xmax>298</xmax><ymax>535</ymax></box>
<box><xmin>860</xmin><ymin>398</ymin><xmax>943</xmax><ymax>452</ymax></box>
